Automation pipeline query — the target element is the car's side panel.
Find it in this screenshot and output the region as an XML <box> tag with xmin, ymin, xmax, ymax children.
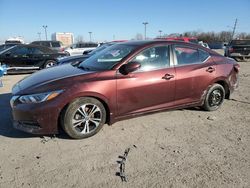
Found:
<box><xmin>116</xmin><ymin>67</ymin><xmax>176</xmax><ymax>116</ymax></box>
<box><xmin>174</xmin><ymin>58</ymin><xmax>216</xmax><ymax>106</ymax></box>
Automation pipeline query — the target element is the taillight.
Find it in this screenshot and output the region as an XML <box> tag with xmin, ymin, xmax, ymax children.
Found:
<box><xmin>60</xmin><ymin>48</ymin><xmax>64</xmax><ymax>52</ymax></box>
<box><xmin>229</xmin><ymin>47</ymin><xmax>234</xmax><ymax>53</ymax></box>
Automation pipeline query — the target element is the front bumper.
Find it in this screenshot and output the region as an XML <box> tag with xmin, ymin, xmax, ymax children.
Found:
<box><xmin>11</xmin><ymin>97</ymin><xmax>60</xmax><ymax>135</ymax></box>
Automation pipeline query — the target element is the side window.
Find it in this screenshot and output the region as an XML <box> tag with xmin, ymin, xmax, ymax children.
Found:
<box><xmin>12</xmin><ymin>47</ymin><xmax>30</xmax><ymax>55</ymax></box>
<box><xmin>199</xmin><ymin>49</ymin><xmax>210</xmax><ymax>62</ymax></box>
<box><xmin>130</xmin><ymin>45</ymin><xmax>169</xmax><ymax>71</ymax></box>
<box><xmin>41</xmin><ymin>42</ymin><xmax>50</xmax><ymax>47</ymax></box>
<box><xmin>30</xmin><ymin>48</ymin><xmax>43</xmax><ymax>54</ymax></box>
<box><xmin>52</xmin><ymin>42</ymin><xmax>60</xmax><ymax>47</ymax></box>
<box><xmin>174</xmin><ymin>46</ymin><xmax>199</xmax><ymax>65</ymax></box>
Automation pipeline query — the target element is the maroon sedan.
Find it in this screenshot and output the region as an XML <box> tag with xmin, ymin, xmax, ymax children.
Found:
<box><xmin>10</xmin><ymin>40</ymin><xmax>240</xmax><ymax>139</ymax></box>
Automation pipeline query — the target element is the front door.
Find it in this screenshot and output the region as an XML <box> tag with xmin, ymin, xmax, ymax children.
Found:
<box><xmin>117</xmin><ymin>45</ymin><xmax>175</xmax><ymax>116</ymax></box>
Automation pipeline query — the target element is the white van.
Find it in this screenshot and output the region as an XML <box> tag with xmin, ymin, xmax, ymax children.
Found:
<box><xmin>65</xmin><ymin>42</ymin><xmax>98</xmax><ymax>56</ymax></box>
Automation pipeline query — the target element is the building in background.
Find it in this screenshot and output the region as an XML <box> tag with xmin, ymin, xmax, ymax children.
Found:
<box><xmin>51</xmin><ymin>32</ymin><xmax>74</xmax><ymax>46</ymax></box>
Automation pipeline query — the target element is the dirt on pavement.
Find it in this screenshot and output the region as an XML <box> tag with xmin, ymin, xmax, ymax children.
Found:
<box><xmin>0</xmin><ymin>62</ymin><xmax>249</xmax><ymax>188</ymax></box>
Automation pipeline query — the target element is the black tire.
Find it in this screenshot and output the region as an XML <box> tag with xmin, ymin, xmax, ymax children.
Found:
<box><xmin>234</xmin><ymin>57</ymin><xmax>243</xmax><ymax>62</ymax></box>
<box><xmin>61</xmin><ymin>97</ymin><xmax>106</xmax><ymax>139</ymax></box>
<box><xmin>202</xmin><ymin>84</ymin><xmax>225</xmax><ymax>111</ymax></box>
<box><xmin>43</xmin><ymin>60</ymin><xmax>56</xmax><ymax>69</ymax></box>
<box><xmin>243</xmin><ymin>57</ymin><xmax>250</xmax><ymax>62</ymax></box>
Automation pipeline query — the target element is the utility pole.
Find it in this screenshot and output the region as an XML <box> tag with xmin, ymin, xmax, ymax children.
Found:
<box><xmin>159</xmin><ymin>30</ymin><xmax>162</xmax><ymax>38</ymax></box>
<box><xmin>231</xmin><ymin>18</ymin><xmax>238</xmax><ymax>40</ymax></box>
<box><xmin>88</xmin><ymin>32</ymin><xmax>92</xmax><ymax>42</ymax></box>
<box><xmin>42</xmin><ymin>25</ymin><xmax>48</xmax><ymax>40</ymax></box>
<box><xmin>37</xmin><ymin>32</ymin><xmax>41</xmax><ymax>40</ymax></box>
<box><xmin>142</xmin><ymin>22</ymin><xmax>148</xmax><ymax>40</ymax></box>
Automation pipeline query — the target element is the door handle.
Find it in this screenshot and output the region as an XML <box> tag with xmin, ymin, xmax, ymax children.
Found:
<box><xmin>162</xmin><ymin>74</ymin><xmax>174</xmax><ymax>80</ymax></box>
<box><xmin>206</xmin><ymin>67</ymin><xmax>215</xmax><ymax>73</ymax></box>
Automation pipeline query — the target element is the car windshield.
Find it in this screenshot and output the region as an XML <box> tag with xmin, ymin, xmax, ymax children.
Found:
<box><xmin>88</xmin><ymin>43</ymin><xmax>114</xmax><ymax>55</ymax></box>
<box><xmin>79</xmin><ymin>44</ymin><xmax>136</xmax><ymax>70</ymax></box>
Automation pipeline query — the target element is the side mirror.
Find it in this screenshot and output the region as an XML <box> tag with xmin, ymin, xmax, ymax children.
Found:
<box><xmin>119</xmin><ymin>61</ymin><xmax>141</xmax><ymax>75</ymax></box>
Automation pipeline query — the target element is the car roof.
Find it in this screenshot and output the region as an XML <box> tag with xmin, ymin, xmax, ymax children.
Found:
<box><xmin>31</xmin><ymin>40</ymin><xmax>60</xmax><ymax>42</ymax></box>
<box><xmin>118</xmin><ymin>40</ymin><xmax>200</xmax><ymax>47</ymax></box>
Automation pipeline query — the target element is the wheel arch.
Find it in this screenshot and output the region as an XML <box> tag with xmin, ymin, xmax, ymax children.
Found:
<box><xmin>57</xmin><ymin>95</ymin><xmax>111</xmax><ymax>132</ymax></box>
<box><xmin>214</xmin><ymin>80</ymin><xmax>230</xmax><ymax>99</ymax></box>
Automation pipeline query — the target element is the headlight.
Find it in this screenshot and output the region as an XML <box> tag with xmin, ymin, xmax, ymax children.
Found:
<box><xmin>18</xmin><ymin>90</ymin><xmax>63</xmax><ymax>104</ymax></box>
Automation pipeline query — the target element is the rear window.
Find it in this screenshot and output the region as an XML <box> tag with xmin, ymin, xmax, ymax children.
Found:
<box><xmin>174</xmin><ymin>46</ymin><xmax>200</xmax><ymax>65</ymax></box>
<box><xmin>231</xmin><ymin>40</ymin><xmax>250</xmax><ymax>46</ymax></box>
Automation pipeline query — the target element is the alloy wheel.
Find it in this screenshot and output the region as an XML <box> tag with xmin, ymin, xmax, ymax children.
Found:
<box><xmin>208</xmin><ymin>89</ymin><xmax>223</xmax><ymax>107</ymax></box>
<box><xmin>72</xmin><ymin>103</ymin><xmax>102</xmax><ymax>135</ymax></box>
<box><xmin>45</xmin><ymin>61</ymin><xmax>56</xmax><ymax>68</ymax></box>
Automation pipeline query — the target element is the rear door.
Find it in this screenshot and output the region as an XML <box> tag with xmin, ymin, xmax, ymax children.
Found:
<box><xmin>117</xmin><ymin>45</ymin><xmax>175</xmax><ymax>116</ymax></box>
<box><xmin>173</xmin><ymin>45</ymin><xmax>216</xmax><ymax>105</ymax></box>
<box><xmin>26</xmin><ymin>47</ymin><xmax>45</xmax><ymax>67</ymax></box>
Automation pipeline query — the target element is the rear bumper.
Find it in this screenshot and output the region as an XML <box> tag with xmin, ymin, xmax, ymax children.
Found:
<box><xmin>229</xmin><ymin>53</ymin><xmax>250</xmax><ymax>57</ymax></box>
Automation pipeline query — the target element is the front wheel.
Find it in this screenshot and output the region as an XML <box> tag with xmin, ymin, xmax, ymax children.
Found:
<box><xmin>61</xmin><ymin>97</ymin><xmax>106</xmax><ymax>139</ymax></box>
<box><xmin>44</xmin><ymin>60</ymin><xmax>56</xmax><ymax>68</ymax></box>
<box><xmin>202</xmin><ymin>84</ymin><xmax>225</xmax><ymax>111</ymax></box>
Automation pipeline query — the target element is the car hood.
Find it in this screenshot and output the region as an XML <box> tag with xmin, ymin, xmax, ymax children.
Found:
<box><xmin>12</xmin><ymin>64</ymin><xmax>97</xmax><ymax>95</ymax></box>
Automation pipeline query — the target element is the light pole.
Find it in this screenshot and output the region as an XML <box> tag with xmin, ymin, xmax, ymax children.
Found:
<box><xmin>88</xmin><ymin>32</ymin><xmax>92</xmax><ymax>42</ymax></box>
<box><xmin>37</xmin><ymin>32</ymin><xmax>41</xmax><ymax>40</ymax></box>
<box><xmin>42</xmin><ymin>25</ymin><xmax>48</xmax><ymax>40</ymax></box>
<box><xmin>142</xmin><ymin>22</ymin><xmax>148</xmax><ymax>40</ymax></box>
<box><xmin>159</xmin><ymin>30</ymin><xmax>162</xmax><ymax>38</ymax></box>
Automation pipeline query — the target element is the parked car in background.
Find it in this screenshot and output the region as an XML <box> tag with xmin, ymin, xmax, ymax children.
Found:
<box><xmin>30</xmin><ymin>40</ymin><xmax>65</xmax><ymax>53</ymax></box>
<box><xmin>57</xmin><ymin>42</ymin><xmax>119</xmax><ymax>65</ymax></box>
<box><xmin>207</xmin><ymin>42</ymin><xmax>226</xmax><ymax>55</ymax></box>
<box><xmin>0</xmin><ymin>43</ymin><xmax>20</xmax><ymax>52</ymax></box>
<box><xmin>5</xmin><ymin>37</ymin><xmax>24</xmax><ymax>44</ymax></box>
<box><xmin>224</xmin><ymin>39</ymin><xmax>250</xmax><ymax>62</ymax></box>
<box><xmin>207</xmin><ymin>42</ymin><xmax>226</xmax><ymax>49</ymax></box>
<box><xmin>10</xmin><ymin>40</ymin><xmax>239</xmax><ymax>139</ymax></box>
<box><xmin>64</xmin><ymin>42</ymin><xmax>98</xmax><ymax>56</ymax></box>
<box><xmin>0</xmin><ymin>44</ymin><xmax>66</xmax><ymax>73</ymax></box>
<box><xmin>198</xmin><ymin>41</ymin><xmax>210</xmax><ymax>48</ymax></box>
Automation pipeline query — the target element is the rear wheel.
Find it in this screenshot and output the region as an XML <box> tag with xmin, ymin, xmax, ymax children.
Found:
<box><xmin>44</xmin><ymin>60</ymin><xmax>56</xmax><ymax>68</ymax></box>
<box><xmin>202</xmin><ymin>84</ymin><xmax>225</xmax><ymax>111</ymax></box>
<box><xmin>62</xmin><ymin>97</ymin><xmax>106</xmax><ymax>139</ymax></box>
<box><xmin>243</xmin><ymin>57</ymin><xmax>250</xmax><ymax>62</ymax></box>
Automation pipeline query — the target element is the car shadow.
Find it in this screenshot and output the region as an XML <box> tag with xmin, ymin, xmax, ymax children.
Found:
<box><xmin>0</xmin><ymin>93</ymin><xmax>36</xmax><ymax>138</ymax></box>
